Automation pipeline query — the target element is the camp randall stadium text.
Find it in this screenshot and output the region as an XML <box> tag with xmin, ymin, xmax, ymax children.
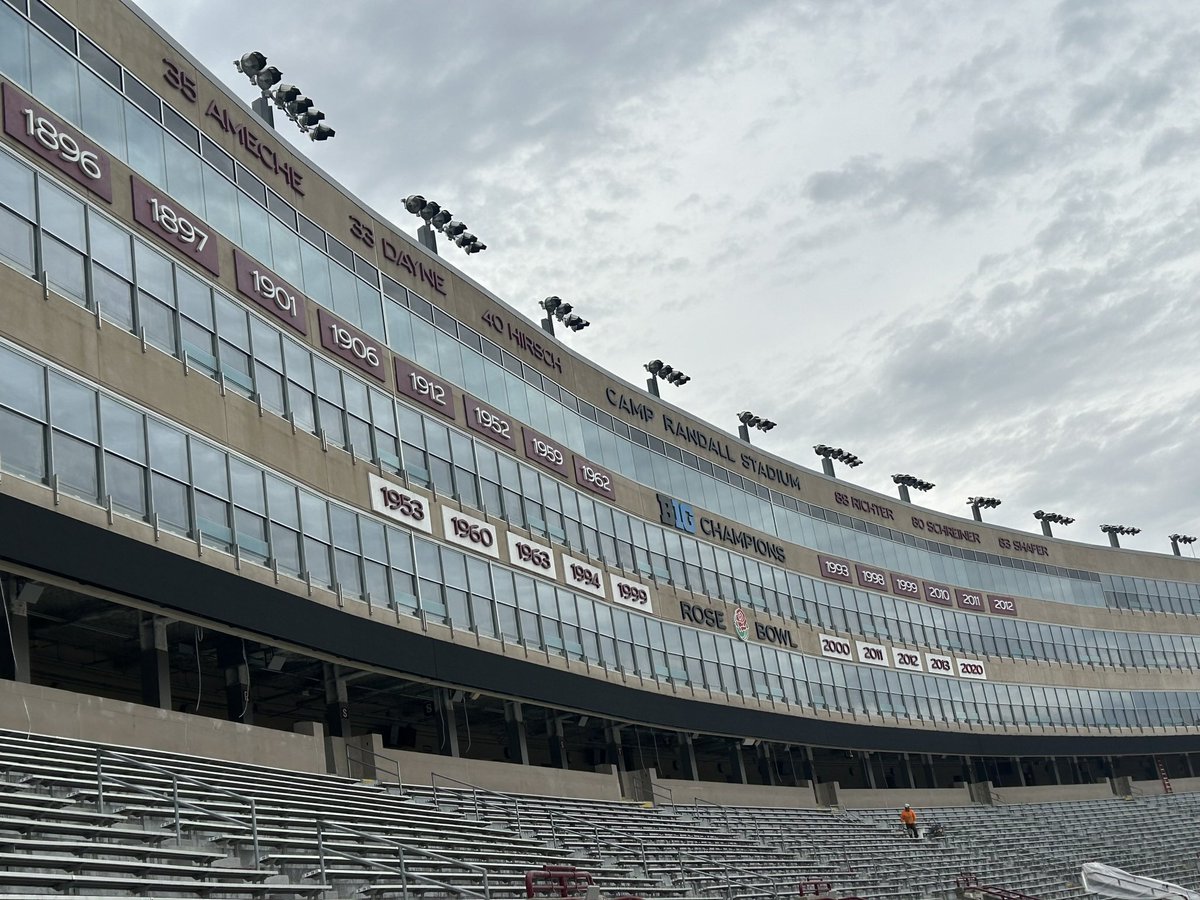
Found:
<box><xmin>662</xmin><ymin>415</ymin><xmax>803</xmax><ymax>491</ymax></box>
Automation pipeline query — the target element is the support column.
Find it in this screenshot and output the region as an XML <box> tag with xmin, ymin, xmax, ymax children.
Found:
<box><xmin>139</xmin><ymin>614</ymin><xmax>171</xmax><ymax>709</ymax></box>
<box><xmin>433</xmin><ymin>688</ymin><xmax>460</xmax><ymax>757</ymax></box>
<box><xmin>1049</xmin><ymin>757</ymin><xmax>1062</xmax><ymax>785</ymax></box>
<box><xmin>923</xmin><ymin>754</ymin><xmax>936</xmax><ymax>788</ymax></box>
<box><xmin>728</xmin><ymin>741</ymin><xmax>749</xmax><ymax>784</ymax></box>
<box><xmin>1185</xmin><ymin>754</ymin><xmax>1195</xmax><ymax>778</ymax></box>
<box><xmin>862</xmin><ymin>751</ymin><xmax>877</xmax><ymax>789</ymax></box>
<box><xmin>759</xmin><ymin>745</ymin><xmax>777</xmax><ymax>785</ymax></box>
<box><xmin>323</xmin><ymin>662</ymin><xmax>350</xmax><ymax>738</ymax></box>
<box><xmin>803</xmin><ymin>746</ymin><xmax>817</xmax><ymax>783</ymax></box>
<box><xmin>1069</xmin><ymin>756</ymin><xmax>1084</xmax><ymax>785</ymax></box>
<box><xmin>547</xmin><ymin>716</ymin><xmax>568</xmax><ymax>769</ymax></box>
<box><xmin>902</xmin><ymin>753</ymin><xmax>917</xmax><ymax>790</ymax></box>
<box><xmin>1013</xmin><ymin>757</ymin><xmax>1027</xmax><ymax>786</ymax></box>
<box><xmin>216</xmin><ymin>637</ymin><xmax>252</xmax><ymax>726</ymax></box>
<box><xmin>679</xmin><ymin>734</ymin><xmax>699</xmax><ymax>781</ymax></box>
<box><xmin>504</xmin><ymin>701</ymin><xmax>530</xmax><ymax>766</ymax></box>
<box><xmin>605</xmin><ymin>724</ymin><xmax>626</xmax><ymax>776</ymax></box>
<box><xmin>0</xmin><ymin>579</ymin><xmax>36</xmax><ymax>683</ymax></box>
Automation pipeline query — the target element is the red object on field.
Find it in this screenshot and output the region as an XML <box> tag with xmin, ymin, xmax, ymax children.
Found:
<box><xmin>525</xmin><ymin>865</ymin><xmax>596</xmax><ymax>898</ymax></box>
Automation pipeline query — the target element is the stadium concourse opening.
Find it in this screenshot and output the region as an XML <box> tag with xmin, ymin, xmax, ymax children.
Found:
<box><xmin>0</xmin><ymin>571</ymin><xmax>1189</xmax><ymax>794</ymax></box>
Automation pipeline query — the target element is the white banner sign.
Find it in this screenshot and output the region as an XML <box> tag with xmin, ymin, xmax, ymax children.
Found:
<box><xmin>561</xmin><ymin>554</ymin><xmax>606</xmax><ymax>598</ymax></box>
<box><xmin>818</xmin><ymin>634</ymin><xmax>854</xmax><ymax>661</ymax></box>
<box><xmin>367</xmin><ymin>473</ymin><xmax>432</xmax><ymax>534</ymax></box>
<box><xmin>957</xmin><ymin>658</ymin><xmax>988</xmax><ymax>680</ymax></box>
<box><xmin>891</xmin><ymin>647</ymin><xmax>924</xmax><ymax>672</ymax></box>
<box><xmin>856</xmin><ymin>640</ymin><xmax>890</xmax><ymax>667</ymax></box>
<box><xmin>505</xmin><ymin>532</ymin><xmax>556</xmax><ymax>579</ymax></box>
<box><xmin>610</xmin><ymin>574</ymin><xmax>653</xmax><ymax>613</ymax></box>
<box><xmin>440</xmin><ymin>507</ymin><xmax>499</xmax><ymax>559</ymax></box>
<box><xmin>925</xmin><ymin>653</ymin><xmax>954</xmax><ymax>676</ymax></box>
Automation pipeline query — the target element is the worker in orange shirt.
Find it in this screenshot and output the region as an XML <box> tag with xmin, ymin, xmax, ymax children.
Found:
<box><xmin>900</xmin><ymin>803</ymin><xmax>918</xmax><ymax>839</ymax></box>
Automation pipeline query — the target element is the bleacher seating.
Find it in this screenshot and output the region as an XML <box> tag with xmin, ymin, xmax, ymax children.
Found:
<box><xmin>0</xmin><ymin>728</ymin><xmax>1198</xmax><ymax>900</ymax></box>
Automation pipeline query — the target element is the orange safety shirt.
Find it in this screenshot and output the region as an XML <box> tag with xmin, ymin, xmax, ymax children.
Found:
<box><xmin>900</xmin><ymin>808</ymin><xmax>917</xmax><ymax>826</ymax></box>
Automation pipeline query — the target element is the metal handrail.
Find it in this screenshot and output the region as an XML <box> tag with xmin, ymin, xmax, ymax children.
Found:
<box><xmin>546</xmin><ymin>809</ymin><xmax>649</xmax><ymax>875</ymax></box>
<box><xmin>316</xmin><ymin>819</ymin><xmax>490</xmax><ymax>900</ymax></box>
<box><xmin>345</xmin><ymin>743</ymin><xmax>405</xmax><ymax>795</ymax></box>
<box><xmin>669</xmin><ymin>841</ymin><xmax>781</xmax><ymax>900</ymax></box>
<box><xmin>94</xmin><ymin>748</ymin><xmax>260</xmax><ymax>866</ymax></box>
<box><xmin>430</xmin><ymin>772</ymin><xmax>525</xmax><ymax>834</ymax></box>
<box><xmin>651</xmin><ymin>782</ymin><xmax>674</xmax><ymax>810</ymax></box>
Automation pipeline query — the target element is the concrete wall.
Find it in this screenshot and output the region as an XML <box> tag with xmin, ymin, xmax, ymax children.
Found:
<box><xmin>0</xmin><ymin>680</ymin><xmax>326</xmax><ymax>773</ymax></box>
<box><xmin>653</xmin><ymin>776</ymin><xmax>819</xmax><ymax>809</ymax></box>
<box><xmin>1132</xmin><ymin>776</ymin><xmax>1200</xmax><ymax>796</ymax></box>
<box><xmin>839</xmin><ymin>784</ymin><xmax>973</xmax><ymax>809</ymax></box>
<box><xmin>995</xmin><ymin>782</ymin><xmax>1115</xmax><ymax>804</ymax></box>
<box><xmin>367</xmin><ymin>740</ymin><xmax>623</xmax><ymax>801</ymax></box>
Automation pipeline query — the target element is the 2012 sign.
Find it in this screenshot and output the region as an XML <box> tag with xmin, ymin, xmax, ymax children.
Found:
<box><xmin>506</xmin><ymin>532</ymin><xmax>556</xmax><ymax>579</ymax></box>
<box><xmin>368</xmin><ymin>473</ymin><xmax>432</xmax><ymax>534</ymax></box>
<box><xmin>440</xmin><ymin>507</ymin><xmax>499</xmax><ymax>559</ymax></box>
<box><xmin>610</xmin><ymin>574</ymin><xmax>652</xmax><ymax>612</ymax></box>
<box><xmin>892</xmin><ymin>648</ymin><xmax>923</xmax><ymax>672</ymax></box>
<box><xmin>987</xmin><ymin>595</ymin><xmax>1018</xmax><ymax>616</ymax></box>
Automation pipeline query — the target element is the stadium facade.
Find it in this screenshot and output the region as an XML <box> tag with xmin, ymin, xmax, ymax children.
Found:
<box><xmin>1</xmin><ymin>0</ymin><xmax>1198</xmax><ymax>804</ymax></box>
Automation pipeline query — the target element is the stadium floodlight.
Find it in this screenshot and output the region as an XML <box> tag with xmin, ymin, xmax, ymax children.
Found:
<box><xmin>402</xmin><ymin>196</ymin><xmax>485</xmax><ymax>256</ymax></box>
<box><xmin>737</xmin><ymin>411</ymin><xmax>776</xmax><ymax>443</ymax></box>
<box><xmin>644</xmin><ymin>360</ymin><xmax>688</xmax><ymax>397</ymax></box>
<box><xmin>295</xmin><ymin>108</ymin><xmax>325</xmax><ymax>128</ymax></box>
<box><xmin>1099</xmin><ymin>523</ymin><xmax>1141</xmax><ymax>548</ymax></box>
<box><xmin>272</xmin><ymin>84</ymin><xmax>301</xmax><ymax>107</ymax></box>
<box><xmin>308</xmin><ymin>124</ymin><xmax>335</xmax><ymax>141</ymax></box>
<box><xmin>966</xmin><ymin>496</ymin><xmax>1001</xmax><ymax>521</ymax></box>
<box><xmin>1033</xmin><ymin>509</ymin><xmax>1075</xmax><ymax>537</ymax></box>
<box><xmin>813</xmin><ymin>444</ymin><xmax>863</xmax><ymax>477</ymax></box>
<box><xmin>235</xmin><ymin>51</ymin><xmax>268</xmax><ymax>80</ymax></box>
<box><xmin>237</xmin><ymin>54</ymin><xmax>332</xmax><ymax>138</ymax></box>
<box><xmin>538</xmin><ymin>297</ymin><xmax>590</xmax><ymax>336</ymax></box>
<box><xmin>1169</xmin><ymin>534</ymin><xmax>1198</xmax><ymax>556</ymax></box>
<box><xmin>892</xmin><ymin>474</ymin><xmax>934</xmax><ymax>502</ymax></box>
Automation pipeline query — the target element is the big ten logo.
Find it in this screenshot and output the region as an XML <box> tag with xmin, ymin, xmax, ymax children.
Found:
<box><xmin>656</xmin><ymin>494</ymin><xmax>695</xmax><ymax>534</ymax></box>
<box><xmin>506</xmin><ymin>532</ymin><xmax>556</xmax><ymax>579</ymax></box>
<box><xmin>955</xmin><ymin>589</ymin><xmax>984</xmax><ymax>611</ymax></box>
<box><xmin>987</xmin><ymin>595</ymin><xmax>1017</xmax><ymax>616</ymax></box>
<box><xmin>855</xmin><ymin>564</ymin><xmax>888</xmax><ymax>590</ymax></box>
<box><xmin>925</xmin><ymin>653</ymin><xmax>953</xmax><ymax>674</ymax></box>
<box><xmin>367</xmin><ymin>474</ymin><xmax>432</xmax><ymax>534</ymax></box>
<box><xmin>923</xmin><ymin>582</ymin><xmax>952</xmax><ymax>606</ymax></box>
<box><xmin>562</xmin><ymin>555</ymin><xmax>605</xmax><ymax>597</ymax></box>
<box><xmin>818</xmin><ymin>555</ymin><xmax>852</xmax><ymax>583</ymax></box>
<box><xmin>819</xmin><ymin>635</ymin><xmax>853</xmax><ymax>660</ymax></box>
<box><xmin>440</xmin><ymin>507</ymin><xmax>499</xmax><ymax>559</ymax></box>
<box><xmin>856</xmin><ymin>641</ymin><xmax>889</xmax><ymax>666</ymax></box>
<box><xmin>892</xmin><ymin>648</ymin><xmax>923</xmax><ymax>672</ymax></box>
<box><xmin>611</xmin><ymin>575</ymin><xmax>652</xmax><ymax>612</ymax></box>
<box><xmin>957</xmin><ymin>659</ymin><xmax>987</xmax><ymax>680</ymax></box>
<box><xmin>891</xmin><ymin>574</ymin><xmax>920</xmax><ymax>598</ymax></box>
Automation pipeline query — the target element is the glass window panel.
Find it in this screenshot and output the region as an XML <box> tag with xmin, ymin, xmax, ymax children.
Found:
<box><xmin>39</xmin><ymin>180</ymin><xmax>85</xmax><ymax>247</ymax></box>
<box><xmin>42</xmin><ymin>236</ymin><xmax>85</xmax><ymax>305</ymax></box>
<box><xmin>52</xmin><ymin>429</ymin><xmax>97</xmax><ymax>500</ymax></box>
<box><xmin>79</xmin><ymin>36</ymin><xmax>120</xmax><ymax>88</ymax></box>
<box><xmin>0</xmin><ymin>148</ymin><xmax>36</xmax><ymax>218</ymax></box>
<box><xmin>94</xmin><ymin>264</ymin><xmax>134</xmax><ymax>331</ymax></box>
<box><xmin>0</xmin><ymin>407</ymin><xmax>45</xmax><ymax>480</ymax></box>
<box><xmin>0</xmin><ymin>4</ymin><xmax>31</xmax><ymax>89</ymax></box>
<box><xmin>124</xmin><ymin>101</ymin><xmax>165</xmax><ymax>186</ymax></box>
<box><xmin>88</xmin><ymin>213</ymin><xmax>131</xmax><ymax>277</ymax></box>
<box><xmin>134</xmin><ymin>240</ymin><xmax>173</xmax><ymax>302</ymax></box>
<box><xmin>0</xmin><ymin>206</ymin><xmax>34</xmax><ymax>274</ymax></box>
<box><xmin>49</xmin><ymin>372</ymin><xmax>96</xmax><ymax>440</ymax></box>
<box><xmin>202</xmin><ymin>165</ymin><xmax>240</xmax><ymax>241</ymax></box>
<box><xmin>237</xmin><ymin>190</ymin><xmax>272</xmax><ymax>263</ymax></box>
<box><xmin>0</xmin><ymin>347</ymin><xmax>45</xmax><ymax>419</ymax></box>
<box><xmin>29</xmin><ymin>27</ymin><xmax>79</xmax><ymax>123</ymax></box>
<box><xmin>268</xmin><ymin>214</ymin><xmax>302</xmax><ymax>285</ymax></box>
<box><xmin>105</xmin><ymin>451</ymin><xmax>146</xmax><ymax>516</ymax></box>
<box><xmin>78</xmin><ymin>65</ymin><xmax>126</xmax><ymax>160</ymax></box>
<box><xmin>100</xmin><ymin>396</ymin><xmax>144</xmax><ymax>462</ymax></box>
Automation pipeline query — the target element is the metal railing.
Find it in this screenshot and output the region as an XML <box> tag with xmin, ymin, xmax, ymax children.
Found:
<box><xmin>94</xmin><ymin>748</ymin><xmax>261</xmax><ymax>866</ymax></box>
<box><xmin>316</xmin><ymin>819</ymin><xmax>490</xmax><ymax>900</ymax></box>
<box><xmin>345</xmin><ymin>743</ymin><xmax>405</xmax><ymax>795</ymax></box>
<box><xmin>651</xmin><ymin>782</ymin><xmax>675</xmax><ymax>811</ymax></box>
<box><xmin>430</xmin><ymin>772</ymin><xmax>526</xmax><ymax>834</ymax></box>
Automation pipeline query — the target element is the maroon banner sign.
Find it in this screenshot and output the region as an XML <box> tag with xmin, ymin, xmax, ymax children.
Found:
<box><xmin>987</xmin><ymin>595</ymin><xmax>1018</xmax><ymax>616</ymax></box>
<box><xmin>463</xmin><ymin>394</ymin><xmax>514</xmax><ymax>448</ymax></box>
<box><xmin>130</xmin><ymin>175</ymin><xmax>219</xmax><ymax>276</ymax></box>
<box><xmin>922</xmin><ymin>581</ymin><xmax>953</xmax><ymax>607</ymax></box>
<box><xmin>317</xmin><ymin>309</ymin><xmax>386</xmax><ymax>381</ymax></box>
<box><xmin>3</xmin><ymin>82</ymin><xmax>112</xmax><ymax>202</ymax></box>
<box><xmin>232</xmin><ymin>249</ymin><xmax>308</xmax><ymax>334</ymax></box>
<box><xmin>955</xmin><ymin>588</ymin><xmax>985</xmax><ymax>611</ymax></box>
<box><xmin>817</xmin><ymin>555</ymin><xmax>852</xmax><ymax>583</ymax></box>
<box><xmin>891</xmin><ymin>573</ymin><xmax>921</xmax><ymax>599</ymax></box>
<box><xmin>522</xmin><ymin>426</ymin><xmax>570</xmax><ymax>477</ymax></box>
<box><xmin>573</xmin><ymin>456</ymin><xmax>616</xmax><ymax>500</ymax></box>
<box><xmin>395</xmin><ymin>358</ymin><xmax>455</xmax><ymax>418</ymax></box>
<box><xmin>855</xmin><ymin>563</ymin><xmax>889</xmax><ymax>591</ymax></box>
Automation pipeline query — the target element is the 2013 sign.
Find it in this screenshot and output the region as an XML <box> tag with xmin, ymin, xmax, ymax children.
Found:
<box><xmin>506</xmin><ymin>532</ymin><xmax>556</xmax><ymax>579</ymax></box>
<box><xmin>610</xmin><ymin>574</ymin><xmax>652</xmax><ymax>612</ymax></box>
<box><xmin>440</xmin><ymin>507</ymin><xmax>499</xmax><ymax>559</ymax></box>
<box><xmin>367</xmin><ymin>473</ymin><xmax>432</xmax><ymax>534</ymax></box>
<box><xmin>925</xmin><ymin>653</ymin><xmax>954</xmax><ymax>675</ymax></box>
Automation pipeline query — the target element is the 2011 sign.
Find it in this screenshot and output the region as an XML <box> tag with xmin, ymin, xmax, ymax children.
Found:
<box><xmin>506</xmin><ymin>532</ymin><xmax>556</xmax><ymax>579</ymax></box>
<box><xmin>610</xmin><ymin>574</ymin><xmax>652</xmax><ymax>612</ymax></box>
<box><xmin>233</xmin><ymin>249</ymin><xmax>308</xmax><ymax>334</ymax></box>
<box><xmin>562</xmin><ymin>554</ymin><xmax>606</xmax><ymax>598</ymax></box>
<box><xmin>318</xmin><ymin>309</ymin><xmax>385</xmax><ymax>381</ymax></box>
<box><xmin>955</xmin><ymin>589</ymin><xmax>984</xmax><ymax>611</ymax></box>
<box><xmin>368</xmin><ymin>473</ymin><xmax>432</xmax><ymax>534</ymax></box>
<box><xmin>818</xmin><ymin>555</ymin><xmax>852</xmax><ymax>583</ymax></box>
<box><xmin>957</xmin><ymin>658</ymin><xmax>987</xmax><ymax>680</ymax></box>
<box><xmin>892</xmin><ymin>648</ymin><xmax>923</xmax><ymax>672</ymax></box>
<box><xmin>3</xmin><ymin>83</ymin><xmax>112</xmax><ymax>202</ymax></box>
<box><xmin>856</xmin><ymin>641</ymin><xmax>890</xmax><ymax>667</ymax></box>
<box><xmin>440</xmin><ymin>507</ymin><xmax>499</xmax><ymax>559</ymax></box>
<box><xmin>819</xmin><ymin>634</ymin><xmax>853</xmax><ymax>661</ymax></box>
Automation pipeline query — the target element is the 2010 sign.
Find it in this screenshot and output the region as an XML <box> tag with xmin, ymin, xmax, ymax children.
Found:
<box><xmin>130</xmin><ymin>175</ymin><xmax>218</xmax><ymax>276</ymax></box>
<box><xmin>817</xmin><ymin>555</ymin><xmax>852</xmax><ymax>583</ymax></box>
<box><xmin>440</xmin><ymin>507</ymin><xmax>499</xmax><ymax>559</ymax></box>
<box><xmin>233</xmin><ymin>249</ymin><xmax>308</xmax><ymax>334</ymax></box>
<box><xmin>522</xmin><ymin>427</ymin><xmax>570</xmax><ymax>477</ymax></box>
<box><xmin>922</xmin><ymin>581</ymin><xmax>952</xmax><ymax>607</ymax></box>
<box><xmin>506</xmin><ymin>532</ymin><xmax>556</xmax><ymax>579</ymax></box>
<box><xmin>819</xmin><ymin>634</ymin><xmax>854</xmax><ymax>661</ymax></box>
<box><xmin>892</xmin><ymin>648</ymin><xmax>924</xmax><ymax>672</ymax></box>
<box><xmin>368</xmin><ymin>473</ymin><xmax>432</xmax><ymax>534</ymax></box>
<box><xmin>318</xmin><ymin>309</ymin><xmax>385</xmax><ymax>381</ymax></box>
<box><xmin>610</xmin><ymin>574</ymin><xmax>652</xmax><ymax>612</ymax></box>
<box><xmin>957</xmin><ymin>658</ymin><xmax>987</xmax><ymax>680</ymax></box>
<box><xmin>856</xmin><ymin>640</ymin><xmax>889</xmax><ymax>667</ymax></box>
<box><xmin>396</xmin><ymin>359</ymin><xmax>454</xmax><ymax>417</ymax></box>
<box><xmin>574</xmin><ymin>457</ymin><xmax>616</xmax><ymax>501</ymax></box>
<box><xmin>3</xmin><ymin>83</ymin><xmax>112</xmax><ymax>202</ymax></box>
<box><xmin>562</xmin><ymin>554</ymin><xmax>605</xmax><ymax>598</ymax></box>
<box><xmin>463</xmin><ymin>394</ymin><xmax>514</xmax><ymax>449</ymax></box>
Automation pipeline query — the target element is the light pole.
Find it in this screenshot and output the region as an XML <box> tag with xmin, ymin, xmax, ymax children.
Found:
<box><xmin>813</xmin><ymin>445</ymin><xmax>862</xmax><ymax>478</ymax></box>
<box><xmin>644</xmin><ymin>360</ymin><xmax>689</xmax><ymax>398</ymax></box>
<box><xmin>402</xmin><ymin>195</ymin><xmax>484</xmax><ymax>256</ymax></box>
<box><xmin>539</xmin><ymin>297</ymin><xmax>589</xmax><ymax>337</ymax></box>
<box><xmin>1169</xmin><ymin>534</ymin><xmax>1197</xmax><ymax>556</ymax></box>
<box><xmin>892</xmin><ymin>474</ymin><xmax>934</xmax><ymax>503</ymax></box>
<box><xmin>1100</xmin><ymin>524</ymin><xmax>1140</xmax><ymax>548</ymax></box>
<box><xmin>1033</xmin><ymin>510</ymin><xmax>1074</xmax><ymax>537</ymax></box>
<box><xmin>967</xmin><ymin>496</ymin><xmax>1001</xmax><ymax>522</ymax></box>
<box><xmin>736</xmin><ymin>411</ymin><xmax>776</xmax><ymax>444</ymax></box>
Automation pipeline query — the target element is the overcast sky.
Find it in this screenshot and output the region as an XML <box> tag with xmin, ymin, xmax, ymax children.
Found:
<box><xmin>130</xmin><ymin>0</ymin><xmax>1200</xmax><ymax>556</ymax></box>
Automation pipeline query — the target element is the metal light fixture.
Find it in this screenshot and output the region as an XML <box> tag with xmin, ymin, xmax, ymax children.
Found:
<box><xmin>1033</xmin><ymin>509</ymin><xmax>1074</xmax><ymax>537</ymax></box>
<box><xmin>403</xmin><ymin>195</ymin><xmax>484</xmax><ymax>256</ymax></box>
<box><xmin>813</xmin><ymin>444</ymin><xmax>862</xmax><ymax>478</ymax></box>
<box><xmin>538</xmin><ymin>297</ymin><xmax>590</xmax><ymax>336</ymax></box>
<box><xmin>967</xmin><ymin>496</ymin><xmax>1001</xmax><ymax>522</ymax></box>
<box><xmin>737</xmin><ymin>411</ymin><xmax>776</xmax><ymax>443</ymax></box>
<box><xmin>892</xmin><ymin>474</ymin><xmax>934</xmax><ymax>503</ymax></box>
<box><xmin>644</xmin><ymin>360</ymin><xmax>689</xmax><ymax>397</ymax></box>
<box><xmin>237</xmin><ymin>52</ymin><xmax>333</xmax><ymax>139</ymax></box>
<box><xmin>1099</xmin><ymin>523</ymin><xmax>1141</xmax><ymax>548</ymax></box>
<box><xmin>1169</xmin><ymin>533</ymin><xmax>1197</xmax><ymax>556</ymax></box>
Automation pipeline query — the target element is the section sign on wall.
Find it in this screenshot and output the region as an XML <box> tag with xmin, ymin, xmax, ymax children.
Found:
<box><xmin>130</xmin><ymin>175</ymin><xmax>219</xmax><ymax>275</ymax></box>
<box><xmin>856</xmin><ymin>640</ymin><xmax>890</xmax><ymax>667</ymax></box>
<box><xmin>367</xmin><ymin>473</ymin><xmax>432</xmax><ymax>534</ymax></box>
<box><xmin>957</xmin><ymin>658</ymin><xmax>987</xmax><ymax>680</ymax></box>
<box><xmin>233</xmin><ymin>249</ymin><xmax>308</xmax><ymax>334</ymax></box>
<box><xmin>463</xmin><ymin>394</ymin><xmax>515</xmax><ymax>450</ymax></box>
<box><xmin>562</xmin><ymin>554</ymin><xmax>606</xmax><ymax>598</ymax></box>
<box><xmin>318</xmin><ymin>309</ymin><xmax>386</xmax><ymax>381</ymax></box>
<box><xmin>892</xmin><ymin>647</ymin><xmax>923</xmax><ymax>672</ymax></box>
<box><xmin>610</xmin><ymin>574</ymin><xmax>652</xmax><ymax>613</ymax></box>
<box><xmin>505</xmin><ymin>532</ymin><xmax>556</xmax><ymax>579</ymax></box>
<box><xmin>818</xmin><ymin>634</ymin><xmax>854</xmax><ymax>661</ymax></box>
<box><xmin>396</xmin><ymin>358</ymin><xmax>456</xmax><ymax>419</ymax></box>
<box><xmin>3</xmin><ymin>82</ymin><xmax>113</xmax><ymax>202</ymax></box>
<box><xmin>440</xmin><ymin>507</ymin><xmax>499</xmax><ymax>559</ymax></box>
<box><xmin>817</xmin><ymin>555</ymin><xmax>852</xmax><ymax>583</ymax></box>
<box><xmin>925</xmin><ymin>653</ymin><xmax>954</xmax><ymax>676</ymax></box>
